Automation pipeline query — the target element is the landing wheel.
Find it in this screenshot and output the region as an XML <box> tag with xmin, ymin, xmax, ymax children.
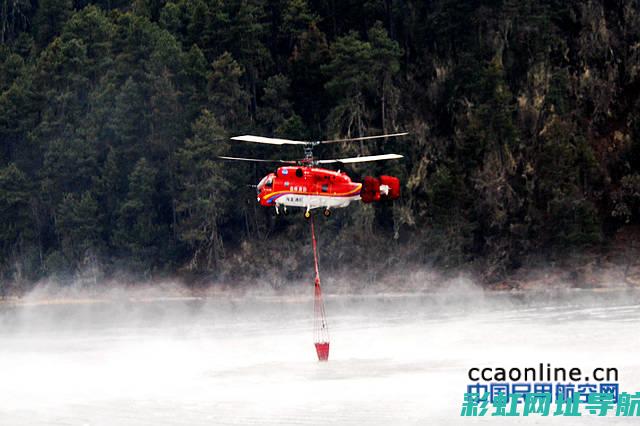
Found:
<box><xmin>283</xmin><ymin>207</ymin><xmax>289</xmax><ymax>216</ymax></box>
<box><xmin>323</xmin><ymin>209</ymin><xmax>331</xmax><ymax>217</ymax></box>
<box><xmin>304</xmin><ymin>210</ymin><xmax>311</xmax><ymax>219</ymax></box>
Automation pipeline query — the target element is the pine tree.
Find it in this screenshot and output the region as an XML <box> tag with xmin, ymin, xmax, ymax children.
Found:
<box><xmin>0</xmin><ymin>164</ymin><xmax>35</xmax><ymax>280</ymax></box>
<box><xmin>224</xmin><ymin>0</ymin><xmax>271</xmax><ymax>116</ymax></box>
<box><xmin>175</xmin><ymin>110</ymin><xmax>229</xmax><ymax>271</ymax></box>
<box><xmin>207</xmin><ymin>51</ymin><xmax>250</xmax><ymax>129</ymax></box>
<box><xmin>257</xmin><ymin>73</ymin><xmax>294</xmax><ymax>134</ymax></box>
<box><xmin>33</xmin><ymin>0</ymin><xmax>73</xmax><ymax>47</ymax></box>
<box><xmin>323</xmin><ymin>23</ymin><xmax>401</xmax><ymax>138</ymax></box>
<box><xmin>281</xmin><ymin>0</ymin><xmax>318</xmax><ymax>49</ymax></box>
<box><xmin>368</xmin><ymin>21</ymin><xmax>402</xmax><ymax>132</ymax></box>
<box><xmin>289</xmin><ymin>21</ymin><xmax>331</xmax><ymax>126</ymax></box>
<box><xmin>55</xmin><ymin>191</ymin><xmax>101</xmax><ymax>267</ymax></box>
<box><xmin>109</xmin><ymin>77</ymin><xmax>150</xmax><ymax>163</ymax></box>
<box><xmin>0</xmin><ymin>0</ymin><xmax>31</xmax><ymax>44</ymax></box>
<box><xmin>114</xmin><ymin>158</ymin><xmax>164</xmax><ymax>271</ymax></box>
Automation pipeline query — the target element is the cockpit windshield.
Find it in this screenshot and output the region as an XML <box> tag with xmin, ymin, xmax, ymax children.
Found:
<box><xmin>257</xmin><ymin>175</ymin><xmax>268</xmax><ymax>189</ymax></box>
<box><xmin>257</xmin><ymin>174</ymin><xmax>274</xmax><ymax>192</ymax></box>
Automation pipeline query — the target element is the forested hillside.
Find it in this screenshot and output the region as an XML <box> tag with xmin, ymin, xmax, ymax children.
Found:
<box><xmin>1</xmin><ymin>0</ymin><xmax>640</xmax><ymax>290</ymax></box>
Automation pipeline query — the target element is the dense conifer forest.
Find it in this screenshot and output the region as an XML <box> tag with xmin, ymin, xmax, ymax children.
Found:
<box><xmin>1</xmin><ymin>0</ymin><xmax>640</xmax><ymax>290</ymax></box>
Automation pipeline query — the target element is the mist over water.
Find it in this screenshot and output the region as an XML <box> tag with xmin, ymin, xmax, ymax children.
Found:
<box><xmin>1</xmin><ymin>281</ymin><xmax>639</xmax><ymax>425</ymax></box>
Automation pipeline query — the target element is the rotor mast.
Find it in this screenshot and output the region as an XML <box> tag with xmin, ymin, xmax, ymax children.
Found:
<box><xmin>303</xmin><ymin>141</ymin><xmax>319</xmax><ymax>163</ymax></box>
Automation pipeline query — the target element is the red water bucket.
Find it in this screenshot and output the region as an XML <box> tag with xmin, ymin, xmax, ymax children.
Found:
<box><xmin>315</xmin><ymin>342</ymin><xmax>330</xmax><ymax>361</ymax></box>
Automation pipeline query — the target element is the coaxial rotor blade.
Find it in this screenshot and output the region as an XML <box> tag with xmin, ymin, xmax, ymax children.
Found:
<box><xmin>230</xmin><ymin>135</ymin><xmax>310</xmax><ymax>145</ymax></box>
<box><xmin>319</xmin><ymin>132</ymin><xmax>409</xmax><ymax>144</ymax></box>
<box><xmin>316</xmin><ymin>153</ymin><xmax>404</xmax><ymax>164</ymax></box>
<box><xmin>218</xmin><ymin>156</ymin><xmax>298</xmax><ymax>164</ymax></box>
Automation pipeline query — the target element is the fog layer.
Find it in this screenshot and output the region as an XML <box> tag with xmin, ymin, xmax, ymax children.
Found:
<box><xmin>1</xmin><ymin>285</ymin><xmax>639</xmax><ymax>425</ymax></box>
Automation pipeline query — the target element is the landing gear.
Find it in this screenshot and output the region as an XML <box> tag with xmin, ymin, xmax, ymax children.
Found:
<box><xmin>276</xmin><ymin>205</ymin><xmax>290</xmax><ymax>216</ymax></box>
<box><xmin>323</xmin><ymin>209</ymin><xmax>331</xmax><ymax>217</ymax></box>
<box><xmin>304</xmin><ymin>210</ymin><xmax>311</xmax><ymax>219</ymax></box>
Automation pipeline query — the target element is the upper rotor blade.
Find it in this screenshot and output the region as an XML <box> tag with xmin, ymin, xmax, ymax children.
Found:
<box><xmin>319</xmin><ymin>132</ymin><xmax>409</xmax><ymax>144</ymax></box>
<box><xmin>316</xmin><ymin>153</ymin><xmax>404</xmax><ymax>164</ymax></box>
<box><xmin>231</xmin><ymin>135</ymin><xmax>309</xmax><ymax>145</ymax></box>
<box><xmin>218</xmin><ymin>156</ymin><xmax>297</xmax><ymax>164</ymax></box>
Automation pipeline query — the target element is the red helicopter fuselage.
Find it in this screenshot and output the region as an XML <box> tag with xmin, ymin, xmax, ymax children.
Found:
<box><xmin>256</xmin><ymin>166</ymin><xmax>400</xmax><ymax>215</ymax></box>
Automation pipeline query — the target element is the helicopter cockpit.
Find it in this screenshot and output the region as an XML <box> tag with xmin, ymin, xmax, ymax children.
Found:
<box><xmin>257</xmin><ymin>173</ymin><xmax>275</xmax><ymax>194</ymax></box>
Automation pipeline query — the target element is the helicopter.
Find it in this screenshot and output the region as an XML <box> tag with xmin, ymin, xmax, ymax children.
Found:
<box><xmin>220</xmin><ymin>132</ymin><xmax>408</xmax><ymax>218</ymax></box>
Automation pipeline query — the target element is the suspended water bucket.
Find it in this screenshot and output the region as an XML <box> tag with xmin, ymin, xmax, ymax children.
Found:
<box><xmin>315</xmin><ymin>342</ymin><xmax>330</xmax><ymax>361</ymax></box>
<box><xmin>313</xmin><ymin>280</ymin><xmax>330</xmax><ymax>361</ymax></box>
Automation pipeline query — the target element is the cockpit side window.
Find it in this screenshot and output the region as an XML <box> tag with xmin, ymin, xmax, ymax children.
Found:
<box><xmin>266</xmin><ymin>178</ymin><xmax>273</xmax><ymax>187</ymax></box>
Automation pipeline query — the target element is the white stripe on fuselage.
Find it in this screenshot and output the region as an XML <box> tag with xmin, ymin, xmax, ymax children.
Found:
<box><xmin>275</xmin><ymin>194</ymin><xmax>361</xmax><ymax>209</ymax></box>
